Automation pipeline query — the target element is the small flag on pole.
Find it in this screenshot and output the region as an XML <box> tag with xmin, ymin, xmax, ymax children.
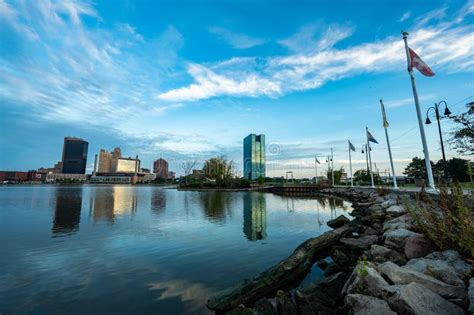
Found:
<box><xmin>315</xmin><ymin>157</ymin><xmax>320</xmax><ymax>164</ymax></box>
<box><xmin>409</xmin><ymin>48</ymin><xmax>435</xmax><ymax>77</ymax></box>
<box><xmin>381</xmin><ymin>100</ymin><xmax>389</xmax><ymax>128</ymax></box>
<box><xmin>367</xmin><ymin>130</ymin><xmax>379</xmax><ymax>144</ymax></box>
<box><xmin>348</xmin><ymin>140</ymin><xmax>356</xmax><ymax>152</ymax></box>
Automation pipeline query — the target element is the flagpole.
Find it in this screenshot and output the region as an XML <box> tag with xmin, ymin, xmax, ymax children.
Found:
<box><xmin>314</xmin><ymin>156</ymin><xmax>318</xmax><ymax>184</ymax></box>
<box><xmin>402</xmin><ymin>31</ymin><xmax>436</xmax><ymax>191</ymax></box>
<box><xmin>380</xmin><ymin>99</ymin><xmax>398</xmax><ymax>189</ymax></box>
<box><xmin>366</xmin><ymin>127</ymin><xmax>375</xmax><ymax>188</ymax></box>
<box><xmin>331</xmin><ymin>148</ymin><xmax>334</xmax><ymax>186</ymax></box>
<box><xmin>349</xmin><ymin>142</ymin><xmax>353</xmax><ymax>187</ymax></box>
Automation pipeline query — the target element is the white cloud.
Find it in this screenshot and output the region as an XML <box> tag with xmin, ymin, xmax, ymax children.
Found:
<box><xmin>398</xmin><ymin>11</ymin><xmax>411</xmax><ymax>22</ymax></box>
<box><xmin>208</xmin><ymin>26</ymin><xmax>265</xmax><ymax>49</ymax></box>
<box><xmin>158</xmin><ymin>16</ymin><xmax>473</xmax><ymax>103</ymax></box>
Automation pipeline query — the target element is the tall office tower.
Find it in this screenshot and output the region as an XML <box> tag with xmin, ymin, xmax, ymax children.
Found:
<box><xmin>112</xmin><ymin>147</ymin><xmax>122</xmax><ymax>159</ymax></box>
<box><xmin>153</xmin><ymin>158</ymin><xmax>169</xmax><ymax>179</ymax></box>
<box><xmin>98</xmin><ymin>149</ymin><xmax>113</xmax><ymax>173</ymax></box>
<box><xmin>243</xmin><ymin>134</ymin><xmax>265</xmax><ymax>180</ymax></box>
<box><xmin>61</xmin><ymin>137</ymin><xmax>88</xmax><ymax>174</ymax></box>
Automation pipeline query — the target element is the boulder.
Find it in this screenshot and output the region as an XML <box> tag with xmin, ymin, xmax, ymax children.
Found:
<box><xmin>331</xmin><ymin>246</ymin><xmax>358</xmax><ymax>268</ymax></box>
<box><xmin>382</xmin><ymin>283</ymin><xmax>465</xmax><ymax>315</ymax></box>
<box><xmin>426</xmin><ymin>250</ymin><xmax>473</xmax><ymax>280</ymax></box>
<box><xmin>294</xmin><ymin>289</ymin><xmax>335</xmax><ymax>315</ymax></box>
<box><xmin>225</xmin><ymin>305</ymin><xmax>254</xmax><ymax>315</ymax></box>
<box><xmin>327</xmin><ymin>215</ymin><xmax>350</xmax><ymax>228</ymax></box>
<box><xmin>316</xmin><ymin>259</ymin><xmax>329</xmax><ymax>270</ymax></box>
<box><xmin>276</xmin><ymin>291</ymin><xmax>297</xmax><ymax>315</ymax></box>
<box><xmin>469</xmin><ymin>278</ymin><xmax>474</xmax><ymax>313</ymax></box>
<box><xmin>386</xmin><ymin>205</ymin><xmax>406</xmax><ymax>216</ymax></box>
<box><xmin>383</xmin><ymin>214</ymin><xmax>415</xmax><ymax>233</ymax></box>
<box><xmin>377</xmin><ymin>261</ymin><xmax>467</xmax><ymax>301</ymax></box>
<box><xmin>342</xmin><ymin>263</ymin><xmax>390</xmax><ymax>298</ymax></box>
<box><xmin>362</xmin><ymin>226</ymin><xmax>378</xmax><ymax>236</ymax></box>
<box><xmin>340</xmin><ymin>235</ymin><xmax>378</xmax><ymax>250</ymax></box>
<box><xmin>381</xmin><ymin>199</ymin><xmax>397</xmax><ymax>208</ymax></box>
<box><xmin>404</xmin><ymin>234</ymin><xmax>436</xmax><ymax>259</ymax></box>
<box><xmin>404</xmin><ymin>258</ymin><xmax>465</xmax><ymax>287</ymax></box>
<box><xmin>344</xmin><ymin>294</ymin><xmax>396</xmax><ymax>315</ymax></box>
<box><xmin>384</xmin><ymin>228</ymin><xmax>420</xmax><ymax>252</ymax></box>
<box><xmin>367</xmin><ymin>245</ymin><xmax>406</xmax><ymax>265</ymax></box>
<box><xmin>255</xmin><ymin>298</ymin><xmax>274</xmax><ymax>315</ymax></box>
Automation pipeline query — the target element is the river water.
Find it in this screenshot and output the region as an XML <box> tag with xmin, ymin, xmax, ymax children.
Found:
<box><xmin>0</xmin><ymin>185</ymin><xmax>351</xmax><ymax>314</ymax></box>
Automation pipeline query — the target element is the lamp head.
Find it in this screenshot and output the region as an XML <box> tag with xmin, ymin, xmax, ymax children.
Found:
<box><xmin>425</xmin><ymin>117</ymin><xmax>432</xmax><ymax>124</ymax></box>
<box><xmin>361</xmin><ymin>149</ymin><xmax>365</xmax><ymax>154</ymax></box>
<box><xmin>444</xmin><ymin>107</ymin><xmax>451</xmax><ymax>116</ymax></box>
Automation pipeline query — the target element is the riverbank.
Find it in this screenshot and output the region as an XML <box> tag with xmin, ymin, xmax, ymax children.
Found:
<box><xmin>207</xmin><ymin>187</ymin><xmax>473</xmax><ymax>314</ymax></box>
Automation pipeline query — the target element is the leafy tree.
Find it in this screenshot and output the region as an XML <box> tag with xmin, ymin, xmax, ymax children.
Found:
<box><xmin>257</xmin><ymin>176</ymin><xmax>265</xmax><ymax>185</ymax></box>
<box><xmin>327</xmin><ymin>167</ymin><xmax>346</xmax><ymax>185</ymax></box>
<box><xmin>449</xmin><ymin>102</ymin><xmax>473</xmax><ymax>155</ymax></box>
<box><xmin>353</xmin><ymin>169</ymin><xmax>381</xmax><ymax>184</ymax></box>
<box><xmin>447</xmin><ymin>158</ymin><xmax>471</xmax><ymax>182</ymax></box>
<box><xmin>403</xmin><ymin>157</ymin><xmax>434</xmax><ymax>179</ymax></box>
<box><xmin>203</xmin><ymin>156</ymin><xmax>235</xmax><ymax>187</ymax></box>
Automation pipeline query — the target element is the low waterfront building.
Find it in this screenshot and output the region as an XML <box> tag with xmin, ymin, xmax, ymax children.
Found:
<box><xmin>90</xmin><ymin>175</ymin><xmax>132</xmax><ymax>184</ymax></box>
<box><xmin>0</xmin><ymin>171</ymin><xmax>28</xmax><ymax>183</ymax></box>
<box><xmin>168</xmin><ymin>171</ymin><xmax>176</xmax><ymax>180</ymax></box>
<box><xmin>46</xmin><ymin>173</ymin><xmax>88</xmax><ymax>183</ymax></box>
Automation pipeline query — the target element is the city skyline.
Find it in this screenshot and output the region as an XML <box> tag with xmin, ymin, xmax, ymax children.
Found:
<box><xmin>1</xmin><ymin>0</ymin><xmax>473</xmax><ymax>178</ymax></box>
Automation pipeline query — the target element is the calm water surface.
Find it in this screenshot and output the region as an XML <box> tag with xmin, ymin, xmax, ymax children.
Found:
<box><xmin>0</xmin><ymin>185</ymin><xmax>351</xmax><ymax>314</ymax></box>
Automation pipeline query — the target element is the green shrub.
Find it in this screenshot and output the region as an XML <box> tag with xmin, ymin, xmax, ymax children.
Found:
<box><xmin>405</xmin><ymin>182</ymin><xmax>474</xmax><ymax>257</ymax></box>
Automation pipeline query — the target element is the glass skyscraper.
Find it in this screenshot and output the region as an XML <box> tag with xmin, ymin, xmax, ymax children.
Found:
<box><xmin>61</xmin><ymin>137</ymin><xmax>88</xmax><ymax>174</ymax></box>
<box><xmin>243</xmin><ymin>134</ymin><xmax>265</xmax><ymax>180</ymax></box>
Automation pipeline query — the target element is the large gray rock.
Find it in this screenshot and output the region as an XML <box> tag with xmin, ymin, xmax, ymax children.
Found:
<box><xmin>383</xmin><ymin>214</ymin><xmax>416</xmax><ymax>233</ymax></box>
<box><xmin>255</xmin><ymin>298</ymin><xmax>274</xmax><ymax>315</ymax></box>
<box><xmin>469</xmin><ymin>278</ymin><xmax>474</xmax><ymax>313</ymax></box>
<box><xmin>342</xmin><ymin>262</ymin><xmax>390</xmax><ymax>298</ymax></box>
<box><xmin>276</xmin><ymin>290</ymin><xmax>297</xmax><ymax>315</ymax></box>
<box><xmin>345</xmin><ymin>294</ymin><xmax>396</xmax><ymax>315</ymax></box>
<box><xmin>368</xmin><ymin>245</ymin><xmax>406</xmax><ymax>265</ymax></box>
<box><xmin>225</xmin><ymin>304</ymin><xmax>254</xmax><ymax>315</ymax></box>
<box><xmin>327</xmin><ymin>215</ymin><xmax>350</xmax><ymax>228</ymax></box>
<box><xmin>386</xmin><ymin>205</ymin><xmax>406</xmax><ymax>216</ymax></box>
<box><xmin>404</xmin><ymin>234</ymin><xmax>436</xmax><ymax>259</ymax></box>
<box><xmin>377</xmin><ymin>261</ymin><xmax>467</xmax><ymax>301</ymax></box>
<box><xmin>381</xmin><ymin>199</ymin><xmax>397</xmax><ymax>208</ymax></box>
<box><xmin>384</xmin><ymin>228</ymin><xmax>421</xmax><ymax>252</ymax></box>
<box><xmin>340</xmin><ymin>235</ymin><xmax>378</xmax><ymax>250</ymax></box>
<box><xmin>426</xmin><ymin>250</ymin><xmax>473</xmax><ymax>280</ymax></box>
<box><xmin>383</xmin><ymin>282</ymin><xmax>465</xmax><ymax>315</ymax></box>
<box><xmin>404</xmin><ymin>258</ymin><xmax>465</xmax><ymax>287</ymax></box>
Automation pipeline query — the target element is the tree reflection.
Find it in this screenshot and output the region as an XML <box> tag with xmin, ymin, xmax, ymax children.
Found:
<box><xmin>199</xmin><ymin>191</ymin><xmax>233</xmax><ymax>223</ymax></box>
<box><xmin>151</xmin><ymin>189</ymin><xmax>167</xmax><ymax>215</ymax></box>
<box><xmin>52</xmin><ymin>187</ymin><xmax>83</xmax><ymax>236</ymax></box>
<box><xmin>243</xmin><ymin>192</ymin><xmax>267</xmax><ymax>241</ymax></box>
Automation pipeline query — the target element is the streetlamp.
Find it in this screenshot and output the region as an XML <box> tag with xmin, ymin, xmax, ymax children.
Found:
<box><xmin>425</xmin><ymin>100</ymin><xmax>451</xmax><ymax>180</ymax></box>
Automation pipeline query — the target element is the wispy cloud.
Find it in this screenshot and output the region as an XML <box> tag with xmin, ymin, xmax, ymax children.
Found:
<box><xmin>158</xmin><ymin>9</ymin><xmax>473</xmax><ymax>103</ymax></box>
<box><xmin>208</xmin><ymin>26</ymin><xmax>265</xmax><ymax>49</ymax></box>
<box><xmin>398</xmin><ymin>11</ymin><xmax>411</xmax><ymax>22</ymax></box>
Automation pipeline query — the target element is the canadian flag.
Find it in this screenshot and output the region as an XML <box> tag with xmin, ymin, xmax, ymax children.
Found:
<box><xmin>409</xmin><ymin>48</ymin><xmax>435</xmax><ymax>76</ymax></box>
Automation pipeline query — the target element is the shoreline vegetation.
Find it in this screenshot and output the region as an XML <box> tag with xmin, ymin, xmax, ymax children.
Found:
<box><xmin>206</xmin><ymin>185</ymin><xmax>474</xmax><ymax>314</ymax></box>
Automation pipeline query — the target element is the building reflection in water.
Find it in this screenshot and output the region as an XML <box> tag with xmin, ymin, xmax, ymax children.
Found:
<box><xmin>151</xmin><ymin>189</ymin><xmax>166</xmax><ymax>215</ymax></box>
<box><xmin>243</xmin><ymin>192</ymin><xmax>267</xmax><ymax>241</ymax></box>
<box><xmin>90</xmin><ymin>186</ymin><xmax>138</xmax><ymax>224</ymax></box>
<box><xmin>52</xmin><ymin>187</ymin><xmax>83</xmax><ymax>236</ymax></box>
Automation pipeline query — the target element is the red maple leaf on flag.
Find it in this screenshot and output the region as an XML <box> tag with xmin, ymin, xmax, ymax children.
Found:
<box><xmin>409</xmin><ymin>48</ymin><xmax>435</xmax><ymax>76</ymax></box>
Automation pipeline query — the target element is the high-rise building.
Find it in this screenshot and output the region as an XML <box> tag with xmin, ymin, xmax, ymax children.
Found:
<box><xmin>61</xmin><ymin>137</ymin><xmax>88</xmax><ymax>174</ymax></box>
<box><xmin>153</xmin><ymin>158</ymin><xmax>169</xmax><ymax>179</ymax></box>
<box><xmin>98</xmin><ymin>149</ymin><xmax>113</xmax><ymax>173</ymax></box>
<box><xmin>243</xmin><ymin>134</ymin><xmax>265</xmax><ymax>180</ymax></box>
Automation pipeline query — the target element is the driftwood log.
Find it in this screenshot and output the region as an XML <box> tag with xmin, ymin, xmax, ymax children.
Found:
<box><xmin>207</xmin><ymin>225</ymin><xmax>351</xmax><ymax>312</ymax></box>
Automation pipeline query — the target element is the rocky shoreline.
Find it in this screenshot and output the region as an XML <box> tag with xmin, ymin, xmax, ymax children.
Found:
<box><xmin>207</xmin><ymin>188</ymin><xmax>474</xmax><ymax>314</ymax></box>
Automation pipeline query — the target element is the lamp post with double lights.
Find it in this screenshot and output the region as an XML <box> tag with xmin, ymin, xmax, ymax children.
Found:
<box><xmin>425</xmin><ymin>100</ymin><xmax>451</xmax><ymax>180</ymax></box>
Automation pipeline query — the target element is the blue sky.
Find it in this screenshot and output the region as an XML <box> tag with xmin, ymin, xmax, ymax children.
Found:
<box><xmin>0</xmin><ymin>0</ymin><xmax>473</xmax><ymax>177</ymax></box>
